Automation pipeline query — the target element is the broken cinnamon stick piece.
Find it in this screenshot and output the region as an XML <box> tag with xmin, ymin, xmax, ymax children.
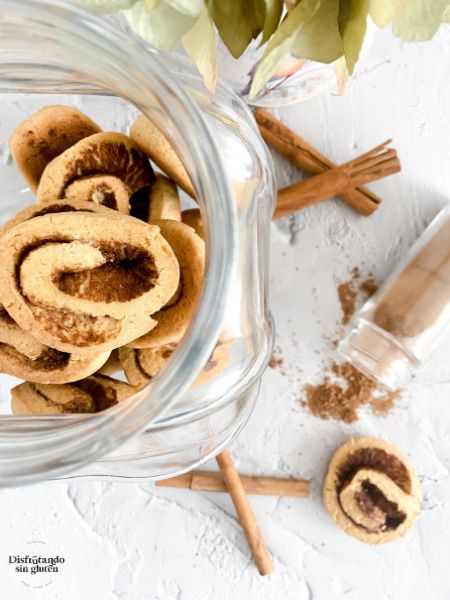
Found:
<box><xmin>254</xmin><ymin>107</ymin><xmax>381</xmax><ymax>216</ymax></box>
<box><xmin>216</xmin><ymin>449</ymin><xmax>274</xmax><ymax>576</ymax></box>
<box><xmin>155</xmin><ymin>470</ymin><xmax>310</xmax><ymax>496</ymax></box>
<box><xmin>274</xmin><ymin>140</ymin><xmax>400</xmax><ymax>220</ymax></box>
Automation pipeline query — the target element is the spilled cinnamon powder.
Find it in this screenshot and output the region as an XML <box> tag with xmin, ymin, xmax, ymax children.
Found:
<box><xmin>303</xmin><ymin>362</ymin><xmax>400</xmax><ymax>423</ymax></box>
<box><xmin>337</xmin><ymin>267</ymin><xmax>378</xmax><ymax>326</ymax></box>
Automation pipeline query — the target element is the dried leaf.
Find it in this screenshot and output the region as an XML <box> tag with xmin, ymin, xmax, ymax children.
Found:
<box><xmin>291</xmin><ymin>0</ymin><xmax>343</xmax><ymax>63</ymax></box>
<box><xmin>369</xmin><ymin>0</ymin><xmax>405</xmax><ymax>27</ymax></box>
<box><xmin>261</xmin><ymin>0</ymin><xmax>284</xmax><ymax>43</ymax></box>
<box><xmin>334</xmin><ymin>55</ymin><xmax>349</xmax><ymax>95</ymax></box>
<box><xmin>77</xmin><ymin>0</ymin><xmax>138</xmax><ymax>15</ymax></box>
<box><xmin>206</xmin><ymin>0</ymin><xmax>266</xmax><ymax>58</ymax></box>
<box><xmin>392</xmin><ymin>0</ymin><xmax>450</xmax><ymax>41</ymax></box>
<box><xmin>124</xmin><ymin>0</ymin><xmax>198</xmax><ymax>51</ymax></box>
<box><xmin>164</xmin><ymin>0</ymin><xmax>204</xmax><ymax>17</ymax></box>
<box><xmin>183</xmin><ymin>9</ymin><xmax>217</xmax><ymax>93</ymax></box>
<box><xmin>339</xmin><ymin>0</ymin><xmax>369</xmax><ymax>74</ymax></box>
<box><xmin>250</xmin><ymin>0</ymin><xmax>319</xmax><ymax>98</ymax></box>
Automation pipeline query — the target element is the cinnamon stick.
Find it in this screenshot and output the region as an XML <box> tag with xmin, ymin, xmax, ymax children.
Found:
<box><xmin>274</xmin><ymin>140</ymin><xmax>400</xmax><ymax>220</ymax></box>
<box><xmin>216</xmin><ymin>449</ymin><xmax>274</xmax><ymax>576</ymax></box>
<box><xmin>254</xmin><ymin>107</ymin><xmax>381</xmax><ymax>216</ymax></box>
<box><xmin>156</xmin><ymin>470</ymin><xmax>310</xmax><ymax>497</ymax></box>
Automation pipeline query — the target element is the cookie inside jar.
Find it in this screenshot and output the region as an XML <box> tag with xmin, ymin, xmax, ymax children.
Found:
<box><xmin>0</xmin><ymin>103</ymin><xmax>223</xmax><ymax>416</ymax></box>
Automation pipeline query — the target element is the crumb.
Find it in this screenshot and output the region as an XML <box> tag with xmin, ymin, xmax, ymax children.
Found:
<box><xmin>337</xmin><ymin>268</ymin><xmax>379</xmax><ymax>326</ymax></box>
<box><xmin>269</xmin><ymin>347</ymin><xmax>285</xmax><ymax>372</ymax></box>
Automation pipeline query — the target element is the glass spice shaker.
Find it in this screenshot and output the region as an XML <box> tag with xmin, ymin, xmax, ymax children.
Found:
<box><xmin>340</xmin><ymin>205</ymin><xmax>450</xmax><ymax>389</ymax></box>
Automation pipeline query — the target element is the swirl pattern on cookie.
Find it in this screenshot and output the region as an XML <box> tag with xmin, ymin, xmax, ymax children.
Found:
<box><xmin>323</xmin><ymin>437</ymin><xmax>421</xmax><ymax>544</ymax></box>
<box><xmin>36</xmin><ymin>132</ymin><xmax>154</xmax><ymax>205</ymax></box>
<box><xmin>0</xmin><ymin>211</ymin><xmax>180</xmax><ymax>354</ymax></box>
<box><xmin>11</xmin><ymin>374</ymin><xmax>134</xmax><ymax>415</ymax></box>
<box><xmin>120</xmin><ymin>340</ymin><xmax>230</xmax><ymax>388</ymax></box>
<box><xmin>128</xmin><ymin>220</ymin><xmax>204</xmax><ymax>348</ymax></box>
<box><xmin>64</xmin><ymin>175</ymin><xmax>131</xmax><ymax>214</ymax></box>
<box><xmin>0</xmin><ymin>306</ymin><xmax>109</xmax><ymax>384</ymax></box>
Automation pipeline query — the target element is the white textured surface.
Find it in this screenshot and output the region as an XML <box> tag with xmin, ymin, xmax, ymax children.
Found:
<box><xmin>2</xmin><ymin>28</ymin><xmax>450</xmax><ymax>599</ymax></box>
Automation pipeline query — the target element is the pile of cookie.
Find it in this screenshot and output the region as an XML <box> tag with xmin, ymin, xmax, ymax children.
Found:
<box><xmin>0</xmin><ymin>105</ymin><xmax>224</xmax><ymax>415</ymax></box>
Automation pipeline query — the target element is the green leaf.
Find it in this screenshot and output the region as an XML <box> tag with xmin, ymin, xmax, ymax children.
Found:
<box><xmin>183</xmin><ymin>9</ymin><xmax>217</xmax><ymax>93</ymax></box>
<box><xmin>124</xmin><ymin>0</ymin><xmax>198</xmax><ymax>51</ymax></box>
<box><xmin>291</xmin><ymin>0</ymin><xmax>343</xmax><ymax>63</ymax></box>
<box><xmin>77</xmin><ymin>0</ymin><xmax>138</xmax><ymax>15</ymax></box>
<box><xmin>250</xmin><ymin>0</ymin><xmax>319</xmax><ymax>98</ymax></box>
<box><xmin>339</xmin><ymin>0</ymin><xmax>369</xmax><ymax>74</ymax></box>
<box><xmin>369</xmin><ymin>0</ymin><xmax>402</xmax><ymax>27</ymax></box>
<box><xmin>392</xmin><ymin>0</ymin><xmax>450</xmax><ymax>41</ymax></box>
<box><xmin>261</xmin><ymin>0</ymin><xmax>284</xmax><ymax>43</ymax></box>
<box><xmin>206</xmin><ymin>0</ymin><xmax>266</xmax><ymax>58</ymax></box>
<box><xmin>164</xmin><ymin>0</ymin><xmax>204</xmax><ymax>17</ymax></box>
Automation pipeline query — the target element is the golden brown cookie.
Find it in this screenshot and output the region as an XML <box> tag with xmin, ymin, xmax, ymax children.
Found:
<box><xmin>182</xmin><ymin>208</ymin><xmax>204</xmax><ymax>239</ymax></box>
<box><xmin>128</xmin><ymin>220</ymin><xmax>204</xmax><ymax>347</ymax></box>
<box><xmin>0</xmin><ymin>211</ymin><xmax>180</xmax><ymax>354</ymax></box>
<box><xmin>36</xmin><ymin>132</ymin><xmax>153</xmax><ymax>204</ymax></box>
<box><xmin>64</xmin><ymin>175</ymin><xmax>131</xmax><ymax>214</ymax></box>
<box><xmin>323</xmin><ymin>437</ymin><xmax>421</xmax><ymax>544</ymax></box>
<box><xmin>11</xmin><ymin>374</ymin><xmax>134</xmax><ymax>415</ymax></box>
<box><xmin>9</xmin><ymin>105</ymin><xmax>101</xmax><ymax>193</ymax></box>
<box><xmin>0</xmin><ymin>306</ymin><xmax>109</xmax><ymax>384</ymax></box>
<box><xmin>120</xmin><ymin>339</ymin><xmax>230</xmax><ymax>388</ymax></box>
<box><xmin>147</xmin><ymin>174</ymin><xmax>181</xmax><ymax>221</ymax></box>
<box><xmin>131</xmin><ymin>174</ymin><xmax>181</xmax><ymax>223</ymax></box>
<box><xmin>130</xmin><ymin>114</ymin><xmax>195</xmax><ymax>197</ymax></box>
<box><xmin>191</xmin><ymin>340</ymin><xmax>231</xmax><ymax>387</ymax></box>
<box><xmin>119</xmin><ymin>343</ymin><xmax>176</xmax><ymax>387</ymax></box>
<box><xmin>0</xmin><ymin>198</ymin><xmax>115</xmax><ymax>235</ymax></box>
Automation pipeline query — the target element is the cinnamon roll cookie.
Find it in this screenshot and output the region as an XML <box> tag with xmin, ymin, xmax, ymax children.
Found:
<box><xmin>131</xmin><ymin>174</ymin><xmax>181</xmax><ymax>223</ymax></box>
<box><xmin>182</xmin><ymin>208</ymin><xmax>204</xmax><ymax>239</ymax></box>
<box><xmin>323</xmin><ymin>437</ymin><xmax>421</xmax><ymax>544</ymax></box>
<box><xmin>11</xmin><ymin>374</ymin><xmax>134</xmax><ymax>415</ymax></box>
<box><xmin>36</xmin><ymin>132</ymin><xmax>154</xmax><ymax>206</ymax></box>
<box><xmin>128</xmin><ymin>220</ymin><xmax>204</xmax><ymax>347</ymax></box>
<box><xmin>130</xmin><ymin>114</ymin><xmax>195</xmax><ymax>197</ymax></box>
<box><xmin>120</xmin><ymin>340</ymin><xmax>230</xmax><ymax>388</ymax></box>
<box><xmin>0</xmin><ymin>306</ymin><xmax>109</xmax><ymax>384</ymax></box>
<box><xmin>9</xmin><ymin>105</ymin><xmax>101</xmax><ymax>192</ymax></box>
<box><xmin>0</xmin><ymin>198</ymin><xmax>115</xmax><ymax>235</ymax></box>
<box><xmin>64</xmin><ymin>175</ymin><xmax>131</xmax><ymax>214</ymax></box>
<box><xmin>0</xmin><ymin>211</ymin><xmax>180</xmax><ymax>354</ymax></box>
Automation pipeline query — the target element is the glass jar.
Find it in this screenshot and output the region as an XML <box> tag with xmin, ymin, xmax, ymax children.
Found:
<box><xmin>0</xmin><ymin>0</ymin><xmax>275</xmax><ymax>485</ymax></box>
<box><xmin>340</xmin><ymin>206</ymin><xmax>450</xmax><ymax>390</ymax></box>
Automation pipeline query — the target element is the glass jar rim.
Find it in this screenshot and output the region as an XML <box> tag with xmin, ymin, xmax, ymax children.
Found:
<box><xmin>0</xmin><ymin>0</ymin><xmax>236</xmax><ymax>485</ymax></box>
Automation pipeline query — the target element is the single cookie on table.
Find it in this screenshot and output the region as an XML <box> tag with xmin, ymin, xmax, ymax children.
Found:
<box><xmin>0</xmin><ymin>306</ymin><xmax>109</xmax><ymax>384</ymax></box>
<box><xmin>64</xmin><ymin>175</ymin><xmax>131</xmax><ymax>214</ymax></box>
<box><xmin>323</xmin><ymin>437</ymin><xmax>421</xmax><ymax>544</ymax></box>
<box><xmin>11</xmin><ymin>374</ymin><xmax>134</xmax><ymax>415</ymax></box>
<box><xmin>130</xmin><ymin>114</ymin><xmax>195</xmax><ymax>197</ymax></box>
<box><xmin>36</xmin><ymin>132</ymin><xmax>154</xmax><ymax>205</ymax></box>
<box><xmin>182</xmin><ymin>208</ymin><xmax>204</xmax><ymax>239</ymax></box>
<box><xmin>128</xmin><ymin>219</ymin><xmax>204</xmax><ymax>348</ymax></box>
<box><xmin>0</xmin><ymin>211</ymin><xmax>180</xmax><ymax>355</ymax></box>
<box><xmin>9</xmin><ymin>105</ymin><xmax>101</xmax><ymax>192</ymax></box>
<box><xmin>120</xmin><ymin>339</ymin><xmax>231</xmax><ymax>388</ymax></box>
<box><xmin>131</xmin><ymin>174</ymin><xmax>181</xmax><ymax>223</ymax></box>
